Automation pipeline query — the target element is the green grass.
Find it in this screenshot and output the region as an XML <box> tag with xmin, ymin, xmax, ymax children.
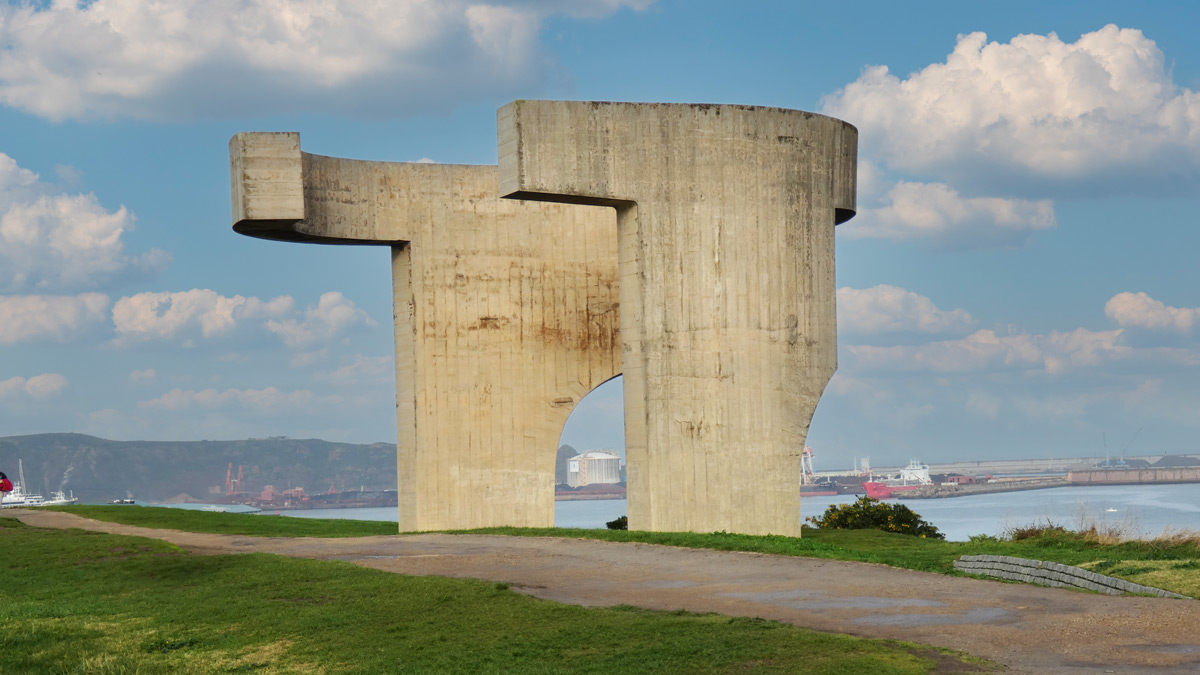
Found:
<box><xmin>47</xmin><ymin>505</ymin><xmax>400</xmax><ymax>537</ymax></box>
<box><xmin>467</xmin><ymin>523</ymin><xmax>1200</xmax><ymax>574</ymax></box>
<box><xmin>45</xmin><ymin>505</ymin><xmax>1200</xmax><ymax>597</ymax></box>
<box><xmin>0</xmin><ymin>517</ymin><xmax>989</xmax><ymax>674</ymax></box>
<box><xmin>463</xmin><ymin>523</ymin><xmax>1200</xmax><ymax>597</ymax></box>
<box><xmin>1078</xmin><ymin>559</ymin><xmax>1200</xmax><ymax>598</ymax></box>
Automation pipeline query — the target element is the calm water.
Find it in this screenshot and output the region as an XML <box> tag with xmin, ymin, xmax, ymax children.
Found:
<box><xmin>800</xmin><ymin>484</ymin><xmax>1200</xmax><ymax>541</ymax></box>
<box><xmin>156</xmin><ymin>484</ymin><xmax>1200</xmax><ymax>541</ymax></box>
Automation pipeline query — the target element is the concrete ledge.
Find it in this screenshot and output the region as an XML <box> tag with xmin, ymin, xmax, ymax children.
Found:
<box><xmin>954</xmin><ymin>555</ymin><xmax>1190</xmax><ymax>599</ymax></box>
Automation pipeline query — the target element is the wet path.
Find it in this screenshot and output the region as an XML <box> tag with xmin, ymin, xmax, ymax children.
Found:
<box><xmin>8</xmin><ymin>509</ymin><xmax>1200</xmax><ymax>674</ymax></box>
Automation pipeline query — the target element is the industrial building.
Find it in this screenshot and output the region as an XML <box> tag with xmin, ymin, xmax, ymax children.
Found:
<box><xmin>567</xmin><ymin>451</ymin><xmax>622</xmax><ymax>487</ymax></box>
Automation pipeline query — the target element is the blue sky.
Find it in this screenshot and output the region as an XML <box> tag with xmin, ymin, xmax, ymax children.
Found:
<box><xmin>2</xmin><ymin>0</ymin><xmax>1199</xmax><ymax>468</ymax></box>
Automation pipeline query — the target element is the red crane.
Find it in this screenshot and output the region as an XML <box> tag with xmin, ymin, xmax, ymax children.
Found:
<box><xmin>225</xmin><ymin>463</ymin><xmax>244</xmax><ymax>495</ymax></box>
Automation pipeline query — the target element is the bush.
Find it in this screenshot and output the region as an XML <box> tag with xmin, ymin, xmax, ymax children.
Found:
<box><xmin>806</xmin><ymin>496</ymin><xmax>944</xmax><ymax>539</ymax></box>
<box><xmin>1005</xmin><ymin>521</ymin><xmax>1070</xmax><ymax>541</ymax></box>
<box><xmin>606</xmin><ymin>515</ymin><xmax>628</xmax><ymax>530</ymax></box>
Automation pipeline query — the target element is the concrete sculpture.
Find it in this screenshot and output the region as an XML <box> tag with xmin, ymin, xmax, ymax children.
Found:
<box><xmin>230</xmin><ymin>101</ymin><xmax>855</xmax><ymax>537</ymax></box>
<box><xmin>499</xmin><ymin>101</ymin><xmax>856</xmax><ymax>535</ymax></box>
<box><xmin>230</xmin><ymin>132</ymin><xmax>620</xmax><ymax>531</ymax></box>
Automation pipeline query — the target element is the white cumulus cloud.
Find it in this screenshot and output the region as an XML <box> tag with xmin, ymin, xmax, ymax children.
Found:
<box><xmin>0</xmin><ymin>153</ymin><xmax>168</xmax><ymax>290</ymax></box>
<box><xmin>822</xmin><ymin>25</ymin><xmax>1200</xmax><ymax>195</ymax></box>
<box><xmin>0</xmin><ymin>0</ymin><xmax>653</xmax><ymax>122</ymax></box>
<box><xmin>847</xmin><ymin>181</ymin><xmax>1056</xmax><ymax>245</ymax></box>
<box><xmin>111</xmin><ymin>288</ymin><xmax>375</xmax><ymax>349</ymax></box>
<box><xmin>1105</xmin><ymin>291</ymin><xmax>1200</xmax><ymax>333</ymax></box>
<box><xmin>129</xmin><ymin>368</ymin><xmax>156</xmax><ymax>382</ymax></box>
<box><xmin>847</xmin><ymin>327</ymin><xmax>1127</xmax><ymax>375</ymax></box>
<box><xmin>0</xmin><ymin>293</ymin><xmax>109</xmax><ymax>344</ymax></box>
<box><xmin>112</xmin><ymin>289</ymin><xmax>294</xmax><ymax>342</ymax></box>
<box><xmin>837</xmin><ymin>285</ymin><xmax>975</xmax><ymax>335</ymax></box>
<box><xmin>265</xmin><ymin>291</ymin><xmax>376</xmax><ymax>349</ymax></box>
<box><xmin>316</xmin><ymin>354</ymin><xmax>395</xmax><ymax>386</ymax></box>
<box><xmin>138</xmin><ymin>386</ymin><xmax>316</xmax><ymax>413</ymax></box>
<box><xmin>0</xmin><ymin>373</ymin><xmax>68</xmax><ymax>400</ymax></box>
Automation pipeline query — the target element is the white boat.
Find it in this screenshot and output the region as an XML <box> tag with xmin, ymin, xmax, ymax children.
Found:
<box><xmin>0</xmin><ymin>460</ymin><xmax>78</xmax><ymax>508</ymax></box>
<box><xmin>862</xmin><ymin>459</ymin><xmax>933</xmax><ymax>499</ymax></box>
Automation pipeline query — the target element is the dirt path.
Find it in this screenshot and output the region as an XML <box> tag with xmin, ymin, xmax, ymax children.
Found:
<box><xmin>9</xmin><ymin>509</ymin><xmax>1200</xmax><ymax>674</ymax></box>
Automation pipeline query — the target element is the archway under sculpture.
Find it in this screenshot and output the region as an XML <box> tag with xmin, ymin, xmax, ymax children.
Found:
<box><xmin>229</xmin><ymin>101</ymin><xmax>856</xmax><ymax>536</ymax></box>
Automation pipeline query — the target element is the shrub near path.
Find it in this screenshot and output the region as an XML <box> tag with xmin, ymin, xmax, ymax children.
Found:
<box><xmin>806</xmin><ymin>496</ymin><xmax>944</xmax><ymax>539</ymax></box>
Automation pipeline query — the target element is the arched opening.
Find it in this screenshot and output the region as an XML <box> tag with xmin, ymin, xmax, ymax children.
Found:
<box><xmin>554</xmin><ymin>375</ymin><xmax>626</xmax><ymax>528</ymax></box>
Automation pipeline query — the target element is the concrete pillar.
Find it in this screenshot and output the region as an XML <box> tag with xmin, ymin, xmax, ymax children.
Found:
<box><xmin>498</xmin><ymin>102</ymin><xmax>856</xmax><ymax>535</ymax></box>
<box><xmin>230</xmin><ymin>132</ymin><xmax>619</xmax><ymax>531</ymax></box>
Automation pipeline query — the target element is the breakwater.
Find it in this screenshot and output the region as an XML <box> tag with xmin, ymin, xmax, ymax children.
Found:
<box><xmin>1068</xmin><ymin>468</ymin><xmax>1200</xmax><ymax>485</ymax></box>
<box><xmin>899</xmin><ymin>477</ymin><xmax>1068</xmax><ymax>500</ymax></box>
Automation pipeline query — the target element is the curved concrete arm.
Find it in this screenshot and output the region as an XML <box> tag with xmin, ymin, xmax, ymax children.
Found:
<box><xmin>230</xmin><ymin>131</ymin><xmax>423</xmax><ymax>245</ymax></box>
<box><xmin>498</xmin><ymin>101</ymin><xmax>856</xmax><ymax>222</ymax></box>
<box><xmin>228</xmin><ymin>129</ymin><xmax>620</xmax><ymax>532</ymax></box>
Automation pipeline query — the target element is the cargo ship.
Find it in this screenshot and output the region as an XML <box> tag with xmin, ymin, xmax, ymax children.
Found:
<box><xmin>862</xmin><ymin>459</ymin><xmax>933</xmax><ymax>499</ymax></box>
<box><xmin>247</xmin><ymin>489</ymin><xmax>398</xmax><ymax>510</ymax></box>
<box><xmin>799</xmin><ymin>482</ymin><xmax>839</xmax><ymax>496</ymax></box>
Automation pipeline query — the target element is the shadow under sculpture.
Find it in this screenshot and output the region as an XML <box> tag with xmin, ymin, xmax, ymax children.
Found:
<box><xmin>498</xmin><ymin>101</ymin><xmax>857</xmax><ymax>536</ymax></box>
<box><xmin>230</xmin><ymin>132</ymin><xmax>620</xmax><ymax>531</ymax></box>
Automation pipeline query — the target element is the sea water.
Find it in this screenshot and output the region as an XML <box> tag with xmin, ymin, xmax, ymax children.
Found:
<box><xmin>806</xmin><ymin>484</ymin><xmax>1200</xmax><ymax>540</ymax></box>
<box><xmin>891</xmin><ymin>483</ymin><xmax>1200</xmax><ymax>541</ymax></box>
<box><xmin>240</xmin><ymin>502</ymin><xmax>629</xmax><ymax>528</ymax></box>
<box><xmin>161</xmin><ymin>484</ymin><xmax>1200</xmax><ymax>541</ymax></box>
<box><xmin>546</xmin><ymin>485</ymin><xmax>1200</xmax><ymax>540</ymax></box>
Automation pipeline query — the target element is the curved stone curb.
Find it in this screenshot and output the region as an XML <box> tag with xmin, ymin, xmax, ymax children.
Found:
<box><xmin>954</xmin><ymin>554</ymin><xmax>1190</xmax><ymax>598</ymax></box>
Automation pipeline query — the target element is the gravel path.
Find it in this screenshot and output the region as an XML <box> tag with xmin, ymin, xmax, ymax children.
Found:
<box><xmin>9</xmin><ymin>509</ymin><xmax>1200</xmax><ymax>674</ymax></box>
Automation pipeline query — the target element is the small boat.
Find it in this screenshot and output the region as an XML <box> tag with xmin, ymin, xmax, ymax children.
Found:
<box><xmin>862</xmin><ymin>459</ymin><xmax>933</xmax><ymax>500</ymax></box>
<box><xmin>0</xmin><ymin>460</ymin><xmax>79</xmax><ymax>508</ymax></box>
<box><xmin>799</xmin><ymin>484</ymin><xmax>839</xmax><ymax>497</ymax></box>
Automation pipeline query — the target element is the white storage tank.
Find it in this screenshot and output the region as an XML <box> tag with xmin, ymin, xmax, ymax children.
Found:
<box><xmin>566</xmin><ymin>450</ymin><xmax>622</xmax><ymax>487</ymax></box>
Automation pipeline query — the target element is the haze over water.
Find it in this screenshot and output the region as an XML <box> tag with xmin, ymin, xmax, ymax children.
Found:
<box><xmin>233</xmin><ymin>484</ymin><xmax>1200</xmax><ymax>541</ymax></box>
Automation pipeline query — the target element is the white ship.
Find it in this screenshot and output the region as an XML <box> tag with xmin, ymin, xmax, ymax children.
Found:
<box><xmin>0</xmin><ymin>460</ymin><xmax>78</xmax><ymax>508</ymax></box>
<box><xmin>862</xmin><ymin>459</ymin><xmax>933</xmax><ymax>499</ymax></box>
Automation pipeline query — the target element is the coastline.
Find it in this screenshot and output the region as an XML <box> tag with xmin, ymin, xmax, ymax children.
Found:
<box><xmin>898</xmin><ymin>478</ymin><xmax>1070</xmax><ymax>500</ymax></box>
<box><xmin>555</xmin><ymin>491</ymin><xmax>626</xmax><ymax>501</ymax></box>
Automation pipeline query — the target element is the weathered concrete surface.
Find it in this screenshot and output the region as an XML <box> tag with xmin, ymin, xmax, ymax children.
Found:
<box><xmin>230</xmin><ymin>132</ymin><xmax>619</xmax><ymax>531</ymax></box>
<box><xmin>12</xmin><ymin>509</ymin><xmax>1200</xmax><ymax>674</ymax></box>
<box><xmin>499</xmin><ymin>101</ymin><xmax>857</xmax><ymax>536</ymax></box>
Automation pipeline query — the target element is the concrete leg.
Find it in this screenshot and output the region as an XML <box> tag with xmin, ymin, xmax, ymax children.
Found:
<box><xmin>230</xmin><ymin>132</ymin><xmax>619</xmax><ymax>531</ymax></box>
<box><xmin>498</xmin><ymin>102</ymin><xmax>856</xmax><ymax>535</ymax></box>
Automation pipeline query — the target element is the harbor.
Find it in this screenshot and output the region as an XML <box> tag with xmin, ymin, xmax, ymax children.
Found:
<box><xmin>806</xmin><ymin>451</ymin><xmax>1200</xmax><ymax>501</ymax></box>
<box><xmin>0</xmin><ymin>460</ymin><xmax>77</xmax><ymax>509</ymax></box>
<box><xmin>216</xmin><ymin>482</ymin><xmax>1200</xmax><ymax>543</ymax></box>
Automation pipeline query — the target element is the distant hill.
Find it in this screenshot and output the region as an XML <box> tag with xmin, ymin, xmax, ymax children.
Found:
<box><xmin>556</xmin><ymin>444</ymin><xmax>577</xmax><ymax>485</ymax></box>
<box><xmin>0</xmin><ymin>433</ymin><xmax>397</xmax><ymax>504</ymax></box>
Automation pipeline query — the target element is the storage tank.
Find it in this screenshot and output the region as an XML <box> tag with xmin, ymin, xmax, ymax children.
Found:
<box><xmin>567</xmin><ymin>450</ymin><xmax>622</xmax><ymax>487</ymax></box>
